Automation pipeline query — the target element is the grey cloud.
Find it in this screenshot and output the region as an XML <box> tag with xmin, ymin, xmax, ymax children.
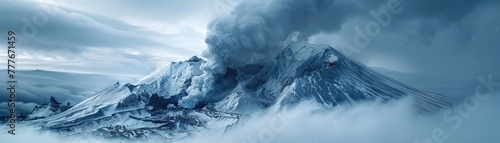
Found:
<box><xmin>202</xmin><ymin>0</ymin><xmax>500</xmax><ymax>70</ymax></box>
<box><xmin>205</xmin><ymin>0</ymin><xmax>358</xmax><ymax>69</ymax></box>
<box><xmin>180</xmin><ymin>0</ymin><xmax>361</xmax><ymax>108</ymax></box>
<box><xmin>307</xmin><ymin>0</ymin><xmax>500</xmax><ymax>98</ymax></box>
<box><xmin>0</xmin><ymin>102</ymin><xmax>38</xmax><ymax>115</ymax></box>
<box><xmin>0</xmin><ymin>70</ymin><xmax>119</xmax><ymax>116</ymax></box>
<box><xmin>0</xmin><ymin>0</ymin><xmax>200</xmax><ymax>77</ymax></box>
<box><xmin>183</xmin><ymin>0</ymin><xmax>500</xmax><ymax>107</ymax></box>
<box><xmin>392</xmin><ymin>0</ymin><xmax>496</xmax><ymax>23</ymax></box>
<box><xmin>60</xmin><ymin>0</ymin><xmax>216</xmax><ymax>23</ymax></box>
<box><xmin>0</xmin><ymin>1</ymin><xmax>166</xmax><ymax>52</ymax></box>
<box><xmin>374</xmin><ymin>0</ymin><xmax>499</xmax><ymax>46</ymax></box>
<box><xmin>309</xmin><ymin>0</ymin><xmax>500</xmax><ymax>49</ymax></box>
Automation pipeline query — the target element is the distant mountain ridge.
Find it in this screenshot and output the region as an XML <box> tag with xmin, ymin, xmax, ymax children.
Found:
<box><xmin>0</xmin><ymin>69</ymin><xmax>121</xmax><ymax>115</ymax></box>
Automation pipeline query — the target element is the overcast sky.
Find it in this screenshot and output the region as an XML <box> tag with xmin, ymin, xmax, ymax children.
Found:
<box><xmin>0</xmin><ymin>0</ymin><xmax>499</xmax><ymax>96</ymax></box>
<box><xmin>0</xmin><ymin>0</ymin><xmax>224</xmax><ymax>78</ymax></box>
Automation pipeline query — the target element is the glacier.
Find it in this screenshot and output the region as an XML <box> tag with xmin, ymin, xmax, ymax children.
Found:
<box><xmin>25</xmin><ymin>43</ymin><xmax>454</xmax><ymax>140</ymax></box>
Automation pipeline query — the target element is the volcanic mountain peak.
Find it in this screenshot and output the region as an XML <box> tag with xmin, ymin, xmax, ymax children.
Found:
<box><xmin>26</xmin><ymin>42</ymin><xmax>454</xmax><ymax>139</ymax></box>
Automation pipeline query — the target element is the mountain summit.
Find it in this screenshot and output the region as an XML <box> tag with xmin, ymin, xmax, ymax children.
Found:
<box><xmin>28</xmin><ymin>43</ymin><xmax>454</xmax><ymax>139</ymax></box>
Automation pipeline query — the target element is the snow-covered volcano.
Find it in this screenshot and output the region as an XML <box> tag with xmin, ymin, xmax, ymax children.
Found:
<box><xmin>28</xmin><ymin>43</ymin><xmax>454</xmax><ymax>139</ymax></box>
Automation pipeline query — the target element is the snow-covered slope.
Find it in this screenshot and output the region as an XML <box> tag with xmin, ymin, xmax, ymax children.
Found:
<box><xmin>210</xmin><ymin>43</ymin><xmax>453</xmax><ymax>114</ymax></box>
<box><xmin>29</xmin><ymin>57</ymin><xmax>239</xmax><ymax>139</ymax></box>
<box><xmin>28</xmin><ymin>43</ymin><xmax>454</xmax><ymax>139</ymax></box>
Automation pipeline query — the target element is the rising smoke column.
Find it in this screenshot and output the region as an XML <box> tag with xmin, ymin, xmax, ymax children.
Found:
<box><xmin>180</xmin><ymin>0</ymin><xmax>358</xmax><ymax>108</ymax></box>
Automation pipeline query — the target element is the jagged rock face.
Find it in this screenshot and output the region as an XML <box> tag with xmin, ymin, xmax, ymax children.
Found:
<box><xmin>26</xmin><ymin>43</ymin><xmax>454</xmax><ymax>139</ymax></box>
<box><xmin>50</xmin><ymin>96</ymin><xmax>62</xmax><ymax>107</ymax></box>
<box><xmin>28</xmin><ymin>96</ymin><xmax>72</xmax><ymax>120</ymax></box>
